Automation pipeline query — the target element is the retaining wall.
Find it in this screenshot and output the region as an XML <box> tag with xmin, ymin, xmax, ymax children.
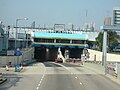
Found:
<box><xmin>0</xmin><ymin>47</ymin><xmax>34</xmax><ymax>66</ymax></box>
<box><xmin>88</xmin><ymin>49</ymin><xmax>120</xmax><ymax>62</ymax></box>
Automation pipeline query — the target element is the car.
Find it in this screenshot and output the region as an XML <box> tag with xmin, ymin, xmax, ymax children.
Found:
<box><xmin>113</xmin><ymin>46</ymin><xmax>120</xmax><ymax>52</ymax></box>
<box><xmin>55</xmin><ymin>58</ymin><xmax>63</xmax><ymax>63</ymax></box>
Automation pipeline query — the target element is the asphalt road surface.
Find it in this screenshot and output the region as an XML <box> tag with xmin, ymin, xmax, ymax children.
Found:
<box><xmin>0</xmin><ymin>62</ymin><xmax>120</xmax><ymax>90</ymax></box>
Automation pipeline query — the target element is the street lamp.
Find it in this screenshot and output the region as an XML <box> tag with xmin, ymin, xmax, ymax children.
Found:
<box><xmin>15</xmin><ymin>18</ymin><xmax>28</xmax><ymax>49</ymax></box>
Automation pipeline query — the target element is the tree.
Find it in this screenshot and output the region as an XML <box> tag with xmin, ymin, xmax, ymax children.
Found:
<box><xmin>95</xmin><ymin>32</ymin><xmax>103</xmax><ymax>51</ymax></box>
<box><xmin>95</xmin><ymin>30</ymin><xmax>120</xmax><ymax>51</ymax></box>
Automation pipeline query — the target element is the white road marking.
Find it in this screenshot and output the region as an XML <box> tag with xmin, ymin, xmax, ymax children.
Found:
<box><xmin>75</xmin><ymin>77</ymin><xmax>78</xmax><ymax>79</ymax></box>
<box><xmin>51</xmin><ymin>62</ymin><xmax>70</xmax><ymax>70</ymax></box>
<box><xmin>41</xmin><ymin>78</ymin><xmax>43</xmax><ymax>81</ymax></box>
<box><xmin>36</xmin><ymin>67</ymin><xmax>46</xmax><ymax>90</ymax></box>
<box><xmin>38</xmin><ymin>84</ymin><xmax>41</xmax><ymax>86</ymax></box>
<box><xmin>42</xmin><ymin>76</ymin><xmax>44</xmax><ymax>79</ymax></box>
<box><xmin>36</xmin><ymin>87</ymin><xmax>39</xmax><ymax>90</ymax></box>
<box><xmin>80</xmin><ymin>82</ymin><xmax>82</xmax><ymax>85</ymax></box>
<box><xmin>39</xmin><ymin>81</ymin><xmax>42</xmax><ymax>84</ymax></box>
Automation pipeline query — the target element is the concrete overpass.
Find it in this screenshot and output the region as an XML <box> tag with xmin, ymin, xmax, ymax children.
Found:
<box><xmin>33</xmin><ymin>32</ymin><xmax>88</xmax><ymax>62</ymax></box>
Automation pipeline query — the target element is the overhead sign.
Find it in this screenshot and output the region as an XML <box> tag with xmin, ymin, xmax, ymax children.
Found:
<box><xmin>54</xmin><ymin>24</ymin><xmax>65</xmax><ymax>31</ymax></box>
<box><xmin>101</xmin><ymin>25</ymin><xmax>120</xmax><ymax>31</ymax></box>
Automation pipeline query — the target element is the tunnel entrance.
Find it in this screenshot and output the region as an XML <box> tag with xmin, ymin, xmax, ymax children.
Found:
<box><xmin>69</xmin><ymin>48</ymin><xmax>83</xmax><ymax>58</ymax></box>
<box><xmin>34</xmin><ymin>47</ymin><xmax>58</xmax><ymax>62</ymax></box>
<box><xmin>34</xmin><ymin>46</ymin><xmax>83</xmax><ymax>62</ymax></box>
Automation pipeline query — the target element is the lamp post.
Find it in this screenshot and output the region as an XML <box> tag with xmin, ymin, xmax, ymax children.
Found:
<box><xmin>15</xmin><ymin>18</ymin><xmax>28</xmax><ymax>50</ymax></box>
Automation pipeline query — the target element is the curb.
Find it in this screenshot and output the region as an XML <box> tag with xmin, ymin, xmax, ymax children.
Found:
<box><xmin>20</xmin><ymin>68</ymin><xmax>25</xmax><ymax>73</ymax></box>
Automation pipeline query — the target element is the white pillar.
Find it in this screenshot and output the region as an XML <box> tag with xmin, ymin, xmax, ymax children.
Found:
<box><xmin>102</xmin><ymin>30</ymin><xmax>107</xmax><ymax>75</ymax></box>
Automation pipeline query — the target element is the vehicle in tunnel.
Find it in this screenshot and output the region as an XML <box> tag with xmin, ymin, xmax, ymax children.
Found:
<box><xmin>55</xmin><ymin>58</ymin><xmax>63</xmax><ymax>63</ymax></box>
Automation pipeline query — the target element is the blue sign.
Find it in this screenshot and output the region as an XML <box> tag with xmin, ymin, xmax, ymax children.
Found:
<box><xmin>15</xmin><ymin>48</ymin><xmax>22</xmax><ymax>56</ymax></box>
<box><xmin>15</xmin><ymin>65</ymin><xmax>20</xmax><ymax>72</ymax></box>
<box><xmin>15</xmin><ymin>51</ymin><xmax>22</xmax><ymax>56</ymax></box>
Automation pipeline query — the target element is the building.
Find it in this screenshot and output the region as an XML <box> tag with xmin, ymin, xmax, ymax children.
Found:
<box><xmin>0</xmin><ymin>22</ymin><xmax>99</xmax><ymax>57</ymax></box>
<box><xmin>113</xmin><ymin>7</ymin><xmax>120</xmax><ymax>25</ymax></box>
<box><xmin>31</xmin><ymin>21</ymin><xmax>35</xmax><ymax>29</ymax></box>
<box><xmin>83</xmin><ymin>23</ymin><xmax>95</xmax><ymax>31</ymax></box>
<box><xmin>113</xmin><ymin>7</ymin><xmax>120</xmax><ymax>37</ymax></box>
<box><xmin>104</xmin><ymin>17</ymin><xmax>111</xmax><ymax>25</ymax></box>
<box><xmin>8</xmin><ymin>27</ymin><xmax>33</xmax><ymax>50</ymax></box>
<box><xmin>0</xmin><ymin>24</ymin><xmax>4</xmax><ymax>52</ymax></box>
<box><xmin>0</xmin><ymin>23</ymin><xmax>9</xmax><ymax>55</ymax></box>
<box><xmin>68</xmin><ymin>23</ymin><xmax>74</xmax><ymax>31</ymax></box>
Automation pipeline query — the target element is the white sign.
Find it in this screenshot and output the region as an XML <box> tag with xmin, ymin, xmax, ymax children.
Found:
<box><xmin>54</xmin><ymin>24</ymin><xmax>65</xmax><ymax>31</ymax></box>
<box><xmin>116</xmin><ymin>63</ymin><xmax>120</xmax><ymax>73</ymax></box>
<box><xmin>7</xmin><ymin>50</ymin><xmax>15</xmax><ymax>56</ymax></box>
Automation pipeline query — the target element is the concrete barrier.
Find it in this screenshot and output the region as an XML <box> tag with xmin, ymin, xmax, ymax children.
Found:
<box><xmin>88</xmin><ymin>49</ymin><xmax>120</xmax><ymax>62</ymax></box>
<box><xmin>0</xmin><ymin>47</ymin><xmax>34</xmax><ymax>67</ymax></box>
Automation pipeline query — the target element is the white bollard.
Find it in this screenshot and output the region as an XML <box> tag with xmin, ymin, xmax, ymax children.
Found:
<box><xmin>5</xmin><ymin>65</ymin><xmax>9</xmax><ymax>71</ymax></box>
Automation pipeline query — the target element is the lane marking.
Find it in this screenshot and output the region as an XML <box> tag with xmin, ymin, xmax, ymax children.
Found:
<box><xmin>80</xmin><ymin>82</ymin><xmax>82</xmax><ymax>85</ymax></box>
<box><xmin>36</xmin><ymin>87</ymin><xmax>39</xmax><ymax>90</ymax></box>
<box><xmin>51</xmin><ymin>62</ymin><xmax>70</xmax><ymax>70</ymax></box>
<box><xmin>75</xmin><ymin>77</ymin><xmax>78</xmax><ymax>79</ymax></box>
<box><xmin>36</xmin><ymin>67</ymin><xmax>46</xmax><ymax>90</ymax></box>
<box><xmin>42</xmin><ymin>75</ymin><xmax>44</xmax><ymax>79</ymax></box>
<box><xmin>39</xmin><ymin>81</ymin><xmax>42</xmax><ymax>83</ymax></box>
<box><xmin>38</xmin><ymin>84</ymin><xmax>41</xmax><ymax>86</ymax></box>
<box><xmin>41</xmin><ymin>78</ymin><xmax>43</xmax><ymax>81</ymax></box>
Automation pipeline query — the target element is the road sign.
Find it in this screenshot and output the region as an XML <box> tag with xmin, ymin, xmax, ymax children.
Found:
<box><xmin>7</xmin><ymin>50</ymin><xmax>14</xmax><ymax>56</ymax></box>
<box><xmin>100</xmin><ymin>25</ymin><xmax>120</xmax><ymax>30</ymax></box>
<box><xmin>15</xmin><ymin>48</ymin><xmax>22</xmax><ymax>56</ymax></box>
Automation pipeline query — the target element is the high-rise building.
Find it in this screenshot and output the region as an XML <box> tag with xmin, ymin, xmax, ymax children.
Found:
<box><xmin>84</xmin><ymin>22</ymin><xmax>95</xmax><ymax>31</ymax></box>
<box><xmin>68</xmin><ymin>23</ymin><xmax>74</xmax><ymax>31</ymax></box>
<box><xmin>113</xmin><ymin>7</ymin><xmax>120</xmax><ymax>25</ymax></box>
<box><xmin>104</xmin><ymin>17</ymin><xmax>111</xmax><ymax>25</ymax></box>
<box><xmin>31</xmin><ymin>21</ymin><xmax>35</xmax><ymax>28</ymax></box>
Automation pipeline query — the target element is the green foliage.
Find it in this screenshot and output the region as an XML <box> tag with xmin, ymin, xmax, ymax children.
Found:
<box><xmin>96</xmin><ymin>32</ymin><xmax>103</xmax><ymax>51</ymax></box>
<box><xmin>95</xmin><ymin>30</ymin><xmax>120</xmax><ymax>51</ymax></box>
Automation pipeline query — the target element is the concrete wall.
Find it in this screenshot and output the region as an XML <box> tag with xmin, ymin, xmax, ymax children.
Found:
<box><xmin>0</xmin><ymin>47</ymin><xmax>34</xmax><ymax>66</ymax></box>
<box><xmin>88</xmin><ymin>49</ymin><xmax>120</xmax><ymax>62</ymax></box>
<box><xmin>22</xmin><ymin>47</ymin><xmax>34</xmax><ymax>61</ymax></box>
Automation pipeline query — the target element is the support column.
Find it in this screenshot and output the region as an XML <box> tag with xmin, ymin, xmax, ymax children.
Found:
<box><xmin>65</xmin><ymin>49</ymin><xmax>69</xmax><ymax>59</ymax></box>
<box><xmin>102</xmin><ymin>30</ymin><xmax>107</xmax><ymax>75</ymax></box>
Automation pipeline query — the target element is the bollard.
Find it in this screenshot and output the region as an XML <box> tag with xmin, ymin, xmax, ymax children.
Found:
<box><xmin>5</xmin><ymin>65</ymin><xmax>9</xmax><ymax>71</ymax></box>
<box><xmin>113</xmin><ymin>73</ymin><xmax>118</xmax><ymax>78</ymax></box>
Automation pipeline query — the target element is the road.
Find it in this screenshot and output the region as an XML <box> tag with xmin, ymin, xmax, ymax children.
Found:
<box><xmin>0</xmin><ymin>62</ymin><xmax>120</xmax><ymax>90</ymax></box>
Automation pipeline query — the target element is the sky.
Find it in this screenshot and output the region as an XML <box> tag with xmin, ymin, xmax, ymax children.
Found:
<box><xmin>0</xmin><ymin>0</ymin><xmax>120</xmax><ymax>29</ymax></box>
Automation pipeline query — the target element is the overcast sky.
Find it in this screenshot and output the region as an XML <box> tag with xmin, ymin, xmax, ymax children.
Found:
<box><xmin>0</xmin><ymin>0</ymin><xmax>120</xmax><ymax>29</ymax></box>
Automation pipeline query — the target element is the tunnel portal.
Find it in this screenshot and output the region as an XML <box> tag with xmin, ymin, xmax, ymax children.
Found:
<box><xmin>34</xmin><ymin>46</ymin><xmax>83</xmax><ymax>62</ymax></box>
